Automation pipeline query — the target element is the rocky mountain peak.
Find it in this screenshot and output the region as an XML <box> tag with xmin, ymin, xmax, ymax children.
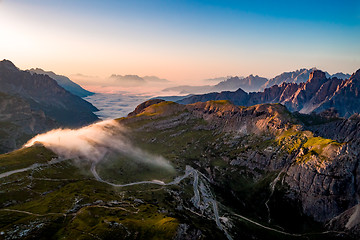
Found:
<box><xmin>308</xmin><ymin>70</ymin><xmax>326</xmax><ymax>82</ymax></box>
<box><xmin>303</xmin><ymin>70</ymin><xmax>328</xmax><ymax>93</ymax></box>
<box><xmin>0</xmin><ymin>59</ymin><xmax>18</xmax><ymax>71</ymax></box>
<box><xmin>349</xmin><ymin>68</ymin><xmax>360</xmax><ymax>80</ymax></box>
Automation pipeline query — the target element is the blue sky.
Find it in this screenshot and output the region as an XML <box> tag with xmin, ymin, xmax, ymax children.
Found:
<box><xmin>0</xmin><ymin>0</ymin><xmax>359</xmax><ymax>83</ymax></box>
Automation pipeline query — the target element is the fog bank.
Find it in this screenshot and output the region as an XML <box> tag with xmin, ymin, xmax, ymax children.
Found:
<box><xmin>24</xmin><ymin>120</ymin><xmax>173</xmax><ymax>170</ymax></box>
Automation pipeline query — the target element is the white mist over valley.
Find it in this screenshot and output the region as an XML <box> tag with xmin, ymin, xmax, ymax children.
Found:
<box><xmin>24</xmin><ymin>120</ymin><xmax>173</xmax><ymax>171</ymax></box>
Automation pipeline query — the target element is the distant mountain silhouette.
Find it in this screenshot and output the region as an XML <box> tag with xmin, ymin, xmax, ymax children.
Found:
<box><xmin>164</xmin><ymin>69</ymin><xmax>350</xmax><ymax>95</ymax></box>
<box><xmin>329</xmin><ymin>72</ymin><xmax>351</xmax><ymax>80</ymax></box>
<box><xmin>214</xmin><ymin>75</ymin><xmax>268</xmax><ymax>92</ymax></box>
<box><xmin>163</xmin><ymin>75</ymin><xmax>267</xmax><ymax>94</ymax></box>
<box><xmin>28</xmin><ymin>68</ymin><xmax>94</xmax><ymax>97</ymax></box>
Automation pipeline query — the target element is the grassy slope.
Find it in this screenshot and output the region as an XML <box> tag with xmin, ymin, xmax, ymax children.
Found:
<box><xmin>0</xmin><ymin>146</ymin><xmax>185</xmax><ymax>239</ymax></box>
<box><xmin>118</xmin><ymin>102</ymin><xmax>346</xmax><ymax>239</ymax></box>
<box><xmin>0</xmin><ymin>146</ymin><xmax>56</xmax><ymax>173</ymax></box>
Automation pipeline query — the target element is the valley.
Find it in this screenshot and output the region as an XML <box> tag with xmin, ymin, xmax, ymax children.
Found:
<box><xmin>0</xmin><ymin>99</ymin><xmax>358</xmax><ymax>239</ymax></box>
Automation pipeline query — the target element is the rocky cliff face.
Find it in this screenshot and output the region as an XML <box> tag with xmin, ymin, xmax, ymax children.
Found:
<box><xmin>179</xmin><ymin>69</ymin><xmax>360</xmax><ymax>117</ymax></box>
<box><xmin>314</xmin><ymin>69</ymin><xmax>360</xmax><ymax>117</ymax></box>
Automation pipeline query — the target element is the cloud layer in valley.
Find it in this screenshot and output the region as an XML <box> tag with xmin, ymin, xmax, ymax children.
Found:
<box><xmin>84</xmin><ymin>93</ymin><xmax>150</xmax><ymax>119</ymax></box>
<box><xmin>24</xmin><ymin>120</ymin><xmax>173</xmax><ymax>170</ymax></box>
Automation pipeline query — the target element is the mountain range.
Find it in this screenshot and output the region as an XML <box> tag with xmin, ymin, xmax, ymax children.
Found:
<box><xmin>162</xmin><ymin>68</ymin><xmax>350</xmax><ymax>94</ymax></box>
<box><xmin>163</xmin><ymin>75</ymin><xmax>268</xmax><ymax>94</ymax></box>
<box><xmin>178</xmin><ymin>69</ymin><xmax>360</xmax><ymax>117</ymax></box>
<box><xmin>0</xmin><ymin>60</ymin><xmax>99</xmax><ymax>153</ymax></box>
<box><xmin>262</xmin><ymin>68</ymin><xmax>351</xmax><ymax>90</ymax></box>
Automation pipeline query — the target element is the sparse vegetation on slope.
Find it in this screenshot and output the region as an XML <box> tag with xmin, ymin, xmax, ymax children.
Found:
<box><xmin>0</xmin><ymin>100</ymin><xmax>353</xmax><ymax>239</ymax></box>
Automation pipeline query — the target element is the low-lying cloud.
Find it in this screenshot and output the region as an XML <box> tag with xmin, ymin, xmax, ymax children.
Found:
<box><xmin>24</xmin><ymin>120</ymin><xmax>173</xmax><ymax>170</ymax></box>
<box><xmin>84</xmin><ymin>93</ymin><xmax>150</xmax><ymax>119</ymax></box>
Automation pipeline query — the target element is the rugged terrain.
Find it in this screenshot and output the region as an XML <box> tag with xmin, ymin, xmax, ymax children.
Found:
<box><xmin>179</xmin><ymin>69</ymin><xmax>360</xmax><ymax>117</ymax></box>
<box><xmin>0</xmin><ymin>99</ymin><xmax>359</xmax><ymax>239</ymax></box>
<box><xmin>261</xmin><ymin>68</ymin><xmax>350</xmax><ymax>90</ymax></box>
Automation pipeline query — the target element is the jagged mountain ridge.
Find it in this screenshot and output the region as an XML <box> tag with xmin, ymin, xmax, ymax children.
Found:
<box><xmin>262</xmin><ymin>68</ymin><xmax>316</xmax><ymax>89</ymax></box>
<box><xmin>162</xmin><ymin>75</ymin><xmax>268</xmax><ymax>94</ymax></box>
<box><xmin>179</xmin><ymin>69</ymin><xmax>360</xmax><ymax>117</ymax></box>
<box><xmin>262</xmin><ymin>68</ymin><xmax>350</xmax><ymax>90</ymax></box>
<box><xmin>215</xmin><ymin>75</ymin><xmax>268</xmax><ymax>92</ymax></box>
<box><xmin>28</xmin><ymin>68</ymin><xmax>94</xmax><ymax>97</ymax></box>
<box><xmin>161</xmin><ymin>68</ymin><xmax>350</xmax><ymax>95</ymax></box>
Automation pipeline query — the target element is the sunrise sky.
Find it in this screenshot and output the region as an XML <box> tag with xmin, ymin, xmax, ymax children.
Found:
<box><xmin>1</xmin><ymin>0</ymin><xmax>359</xmax><ymax>84</ymax></box>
